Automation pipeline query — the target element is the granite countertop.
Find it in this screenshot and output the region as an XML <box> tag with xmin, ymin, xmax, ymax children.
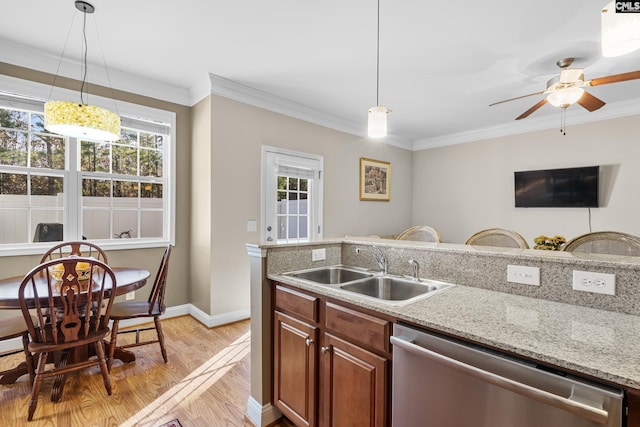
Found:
<box><xmin>270</xmin><ymin>272</ymin><xmax>640</xmax><ymax>390</ymax></box>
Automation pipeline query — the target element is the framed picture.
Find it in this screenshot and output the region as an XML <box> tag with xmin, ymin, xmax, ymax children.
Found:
<box><xmin>360</xmin><ymin>157</ymin><xmax>391</xmax><ymax>201</ymax></box>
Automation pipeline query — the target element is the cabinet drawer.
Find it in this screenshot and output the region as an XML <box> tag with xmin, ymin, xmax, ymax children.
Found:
<box><xmin>275</xmin><ymin>285</ymin><xmax>319</xmax><ymax>324</ymax></box>
<box><xmin>325</xmin><ymin>302</ymin><xmax>390</xmax><ymax>353</ymax></box>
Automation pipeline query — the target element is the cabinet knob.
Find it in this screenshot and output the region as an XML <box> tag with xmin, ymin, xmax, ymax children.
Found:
<box><xmin>321</xmin><ymin>346</ymin><xmax>330</xmax><ymax>354</ymax></box>
<box><xmin>305</xmin><ymin>338</ymin><xmax>314</xmax><ymax>347</ymax></box>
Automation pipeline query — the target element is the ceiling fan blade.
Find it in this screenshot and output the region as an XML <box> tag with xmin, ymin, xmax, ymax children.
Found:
<box><xmin>489</xmin><ymin>91</ymin><xmax>544</xmax><ymax>107</ymax></box>
<box><xmin>588</xmin><ymin>70</ymin><xmax>640</xmax><ymax>87</ymax></box>
<box><xmin>515</xmin><ymin>98</ymin><xmax>548</xmax><ymax>120</ymax></box>
<box><xmin>576</xmin><ymin>91</ymin><xmax>606</xmax><ymax>112</ymax></box>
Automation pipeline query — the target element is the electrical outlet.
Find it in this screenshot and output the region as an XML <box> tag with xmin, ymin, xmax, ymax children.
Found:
<box><xmin>312</xmin><ymin>248</ymin><xmax>326</xmax><ymax>261</ymax></box>
<box><xmin>507</xmin><ymin>265</ymin><xmax>540</xmax><ymax>286</ymax></box>
<box><xmin>572</xmin><ymin>270</ymin><xmax>615</xmax><ymax>295</ymax></box>
<box><xmin>125</xmin><ymin>291</ymin><xmax>135</xmax><ymax>300</ymax></box>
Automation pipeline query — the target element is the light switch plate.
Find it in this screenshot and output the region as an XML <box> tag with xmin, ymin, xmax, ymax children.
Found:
<box><xmin>125</xmin><ymin>291</ymin><xmax>135</xmax><ymax>300</ymax></box>
<box><xmin>312</xmin><ymin>248</ymin><xmax>326</xmax><ymax>261</ymax></box>
<box><xmin>507</xmin><ymin>265</ymin><xmax>540</xmax><ymax>286</ymax></box>
<box><xmin>247</xmin><ymin>220</ymin><xmax>257</xmax><ymax>232</ymax></box>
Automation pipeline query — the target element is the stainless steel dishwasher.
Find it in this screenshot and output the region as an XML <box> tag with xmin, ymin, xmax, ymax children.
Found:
<box><xmin>391</xmin><ymin>323</ymin><xmax>624</xmax><ymax>427</ymax></box>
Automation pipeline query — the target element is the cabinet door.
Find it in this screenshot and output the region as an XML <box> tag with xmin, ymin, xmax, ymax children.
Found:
<box><xmin>321</xmin><ymin>333</ymin><xmax>388</xmax><ymax>427</ymax></box>
<box><xmin>274</xmin><ymin>311</ymin><xmax>318</xmax><ymax>427</ymax></box>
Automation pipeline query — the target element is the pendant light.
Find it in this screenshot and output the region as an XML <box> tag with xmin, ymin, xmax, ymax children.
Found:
<box><xmin>368</xmin><ymin>0</ymin><xmax>389</xmax><ymax>138</ymax></box>
<box><xmin>601</xmin><ymin>1</ymin><xmax>640</xmax><ymax>57</ymax></box>
<box><xmin>44</xmin><ymin>1</ymin><xmax>121</xmax><ymax>142</ymax></box>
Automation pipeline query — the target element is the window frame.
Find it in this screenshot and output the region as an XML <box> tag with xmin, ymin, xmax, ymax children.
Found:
<box><xmin>0</xmin><ymin>75</ymin><xmax>176</xmax><ymax>256</ymax></box>
<box><xmin>262</xmin><ymin>145</ymin><xmax>323</xmax><ymax>244</ymax></box>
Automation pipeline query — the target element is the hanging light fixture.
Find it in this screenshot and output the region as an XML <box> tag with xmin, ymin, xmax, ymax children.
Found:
<box><xmin>44</xmin><ymin>1</ymin><xmax>121</xmax><ymax>142</ymax></box>
<box><xmin>601</xmin><ymin>1</ymin><xmax>640</xmax><ymax>57</ymax></box>
<box><xmin>367</xmin><ymin>0</ymin><xmax>389</xmax><ymax>138</ymax></box>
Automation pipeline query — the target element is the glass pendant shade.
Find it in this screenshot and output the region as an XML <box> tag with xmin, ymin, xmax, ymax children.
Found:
<box><xmin>546</xmin><ymin>87</ymin><xmax>584</xmax><ymax>108</ymax></box>
<box><xmin>601</xmin><ymin>1</ymin><xmax>640</xmax><ymax>57</ymax></box>
<box><xmin>368</xmin><ymin>106</ymin><xmax>388</xmax><ymax>138</ymax></box>
<box><xmin>45</xmin><ymin>101</ymin><xmax>121</xmax><ymax>141</ymax></box>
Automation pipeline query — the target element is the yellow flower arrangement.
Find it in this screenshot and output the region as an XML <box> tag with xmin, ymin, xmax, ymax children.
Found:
<box><xmin>533</xmin><ymin>235</ymin><xmax>566</xmax><ymax>251</ymax></box>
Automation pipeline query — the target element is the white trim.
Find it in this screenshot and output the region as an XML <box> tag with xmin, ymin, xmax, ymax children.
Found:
<box><xmin>0</xmin><ymin>39</ymin><xmax>191</xmax><ymax>106</ymax></box>
<box><xmin>413</xmin><ymin>98</ymin><xmax>640</xmax><ymax>151</ymax></box>
<box><xmin>262</xmin><ymin>146</ymin><xmax>324</xmax><ymax>244</ymax></box>
<box><xmin>0</xmin><ymin>304</ymin><xmax>250</xmax><ymax>354</ymax></box>
<box><xmin>208</xmin><ymin>74</ymin><xmax>414</xmax><ymax>150</ymax></box>
<box><xmin>246</xmin><ymin>396</ymin><xmax>282</xmax><ymax>427</ymax></box>
<box><xmin>189</xmin><ymin>305</ymin><xmax>251</xmax><ymax>328</ymax></box>
<box><xmin>246</xmin><ymin>244</ymin><xmax>267</xmax><ymax>258</ymax></box>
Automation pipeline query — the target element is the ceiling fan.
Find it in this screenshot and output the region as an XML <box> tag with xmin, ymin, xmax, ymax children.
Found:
<box><xmin>490</xmin><ymin>58</ymin><xmax>640</xmax><ymax>120</ymax></box>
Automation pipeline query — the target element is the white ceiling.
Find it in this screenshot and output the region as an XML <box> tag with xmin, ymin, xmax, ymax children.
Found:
<box><xmin>1</xmin><ymin>0</ymin><xmax>639</xmax><ymax>149</ymax></box>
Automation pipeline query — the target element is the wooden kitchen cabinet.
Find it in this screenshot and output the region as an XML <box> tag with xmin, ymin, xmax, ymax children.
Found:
<box><xmin>320</xmin><ymin>333</ymin><xmax>387</xmax><ymax>427</ymax></box>
<box><xmin>274</xmin><ymin>310</ymin><xmax>318</xmax><ymax>427</ymax></box>
<box><xmin>273</xmin><ymin>283</ymin><xmax>391</xmax><ymax>427</ymax></box>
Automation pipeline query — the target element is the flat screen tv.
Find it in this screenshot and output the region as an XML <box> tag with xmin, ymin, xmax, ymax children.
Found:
<box><xmin>514</xmin><ymin>166</ymin><xmax>599</xmax><ymax>208</ymax></box>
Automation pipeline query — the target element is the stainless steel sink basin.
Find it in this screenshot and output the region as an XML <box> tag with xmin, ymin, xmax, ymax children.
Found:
<box><xmin>340</xmin><ymin>276</ymin><xmax>453</xmax><ymax>302</ymax></box>
<box><xmin>285</xmin><ymin>265</ymin><xmax>374</xmax><ymax>284</ymax></box>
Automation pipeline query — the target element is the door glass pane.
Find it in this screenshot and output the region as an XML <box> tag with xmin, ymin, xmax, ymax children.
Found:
<box><xmin>288</xmin><ymin>217</ymin><xmax>299</xmax><ymax>239</ymax></box>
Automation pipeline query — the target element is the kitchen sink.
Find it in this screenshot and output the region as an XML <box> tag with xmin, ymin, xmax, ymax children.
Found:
<box><xmin>284</xmin><ymin>265</ymin><xmax>454</xmax><ymax>304</ymax></box>
<box><xmin>285</xmin><ymin>265</ymin><xmax>374</xmax><ymax>284</ymax></box>
<box><xmin>340</xmin><ymin>276</ymin><xmax>453</xmax><ymax>302</ymax></box>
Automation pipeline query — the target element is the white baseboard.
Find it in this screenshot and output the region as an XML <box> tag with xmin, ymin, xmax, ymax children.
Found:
<box><xmin>0</xmin><ymin>304</ymin><xmax>250</xmax><ymax>354</ymax></box>
<box><xmin>246</xmin><ymin>396</ymin><xmax>282</xmax><ymax>427</ymax></box>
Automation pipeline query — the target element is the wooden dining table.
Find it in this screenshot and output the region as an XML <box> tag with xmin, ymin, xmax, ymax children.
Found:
<box><xmin>0</xmin><ymin>267</ymin><xmax>150</xmax><ymax>394</ymax></box>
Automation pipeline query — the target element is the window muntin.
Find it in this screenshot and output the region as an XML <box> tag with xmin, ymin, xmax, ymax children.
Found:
<box><xmin>0</xmin><ymin>96</ymin><xmax>171</xmax><ymax>249</ymax></box>
<box><xmin>277</xmin><ymin>175</ymin><xmax>309</xmax><ymax>242</ymax></box>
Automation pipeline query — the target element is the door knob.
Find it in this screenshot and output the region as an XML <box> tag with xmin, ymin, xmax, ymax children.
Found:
<box><xmin>305</xmin><ymin>338</ymin><xmax>314</xmax><ymax>347</ymax></box>
<box><xmin>321</xmin><ymin>346</ymin><xmax>330</xmax><ymax>354</ymax></box>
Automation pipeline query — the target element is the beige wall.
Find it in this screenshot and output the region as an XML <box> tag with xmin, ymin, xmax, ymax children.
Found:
<box><xmin>190</xmin><ymin>97</ymin><xmax>213</xmax><ymax>314</ymax></box>
<box><xmin>205</xmin><ymin>95</ymin><xmax>413</xmax><ymax>318</ymax></box>
<box><xmin>411</xmin><ymin>114</ymin><xmax>640</xmax><ymax>246</ymax></box>
<box><xmin>0</xmin><ymin>63</ymin><xmax>192</xmax><ymax>310</ymax></box>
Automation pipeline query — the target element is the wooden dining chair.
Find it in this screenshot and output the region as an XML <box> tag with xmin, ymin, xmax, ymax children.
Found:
<box><xmin>18</xmin><ymin>256</ymin><xmax>117</xmax><ymax>421</ymax></box>
<box><xmin>0</xmin><ymin>316</ymin><xmax>35</xmax><ymax>385</ymax></box>
<box><xmin>108</xmin><ymin>245</ymin><xmax>172</xmax><ymax>371</ymax></box>
<box><xmin>40</xmin><ymin>241</ymin><xmax>108</xmax><ymax>263</ymax></box>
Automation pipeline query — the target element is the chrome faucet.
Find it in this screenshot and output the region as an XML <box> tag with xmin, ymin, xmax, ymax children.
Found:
<box><xmin>356</xmin><ymin>246</ymin><xmax>388</xmax><ymax>274</ymax></box>
<box><xmin>408</xmin><ymin>259</ymin><xmax>419</xmax><ymax>280</ymax></box>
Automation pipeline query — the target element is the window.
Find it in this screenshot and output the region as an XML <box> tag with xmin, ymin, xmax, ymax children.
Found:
<box><xmin>262</xmin><ymin>146</ymin><xmax>323</xmax><ymax>244</ymax></box>
<box><xmin>0</xmin><ymin>91</ymin><xmax>174</xmax><ymax>253</ymax></box>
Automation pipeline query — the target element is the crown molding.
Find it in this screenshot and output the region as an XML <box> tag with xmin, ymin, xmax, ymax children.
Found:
<box><xmin>205</xmin><ymin>73</ymin><xmax>414</xmax><ymax>151</ymax></box>
<box><xmin>0</xmin><ymin>39</ymin><xmax>191</xmax><ymax>106</ymax></box>
<box><xmin>413</xmin><ymin>98</ymin><xmax>640</xmax><ymax>151</ymax></box>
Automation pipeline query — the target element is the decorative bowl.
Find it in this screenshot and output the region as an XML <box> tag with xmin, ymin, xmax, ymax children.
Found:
<box><xmin>48</xmin><ymin>262</ymin><xmax>92</xmax><ymax>282</ymax></box>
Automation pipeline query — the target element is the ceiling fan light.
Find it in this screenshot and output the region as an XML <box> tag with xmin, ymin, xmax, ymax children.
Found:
<box><xmin>45</xmin><ymin>101</ymin><xmax>121</xmax><ymax>141</ymax></box>
<box><xmin>547</xmin><ymin>87</ymin><xmax>584</xmax><ymax>108</ymax></box>
<box><xmin>368</xmin><ymin>106</ymin><xmax>388</xmax><ymax>138</ymax></box>
<box><xmin>601</xmin><ymin>1</ymin><xmax>640</xmax><ymax>57</ymax></box>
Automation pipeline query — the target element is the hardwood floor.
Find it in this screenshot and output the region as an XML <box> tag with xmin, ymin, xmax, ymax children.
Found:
<box><xmin>0</xmin><ymin>316</ymin><xmax>290</xmax><ymax>427</ymax></box>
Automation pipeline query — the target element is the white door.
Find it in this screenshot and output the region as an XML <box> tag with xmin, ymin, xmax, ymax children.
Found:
<box><xmin>262</xmin><ymin>146</ymin><xmax>323</xmax><ymax>244</ymax></box>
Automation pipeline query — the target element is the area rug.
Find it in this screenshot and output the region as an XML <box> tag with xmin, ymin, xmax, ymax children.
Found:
<box><xmin>157</xmin><ymin>419</ymin><xmax>182</xmax><ymax>427</ymax></box>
